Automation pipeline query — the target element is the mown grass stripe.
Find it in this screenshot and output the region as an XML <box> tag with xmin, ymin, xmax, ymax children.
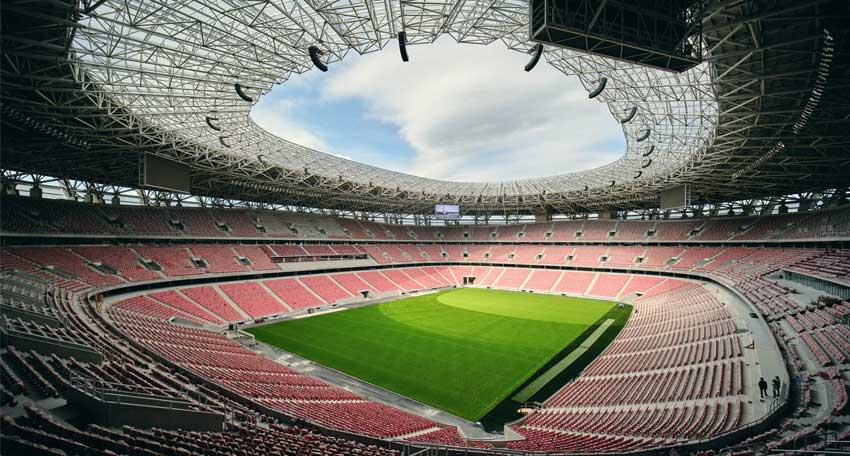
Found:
<box><xmin>512</xmin><ymin>318</ymin><xmax>615</xmax><ymax>403</ymax></box>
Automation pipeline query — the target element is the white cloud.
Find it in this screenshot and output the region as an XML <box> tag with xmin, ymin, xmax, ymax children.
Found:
<box><xmin>321</xmin><ymin>37</ymin><xmax>624</xmax><ymax>182</ymax></box>
<box><xmin>250</xmin><ymin>98</ymin><xmax>334</xmax><ymax>152</ymax></box>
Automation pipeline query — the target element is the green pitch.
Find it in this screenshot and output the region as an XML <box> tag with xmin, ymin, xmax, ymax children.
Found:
<box><xmin>247</xmin><ymin>288</ymin><xmax>617</xmax><ymax>421</ymax></box>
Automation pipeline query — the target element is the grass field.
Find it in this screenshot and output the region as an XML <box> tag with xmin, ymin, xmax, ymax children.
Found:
<box><xmin>247</xmin><ymin>288</ymin><xmax>617</xmax><ymax>421</ymax></box>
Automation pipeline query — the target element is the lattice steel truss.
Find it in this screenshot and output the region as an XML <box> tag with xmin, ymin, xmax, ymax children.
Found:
<box><xmin>1</xmin><ymin>0</ymin><xmax>849</xmax><ymax>216</ymax></box>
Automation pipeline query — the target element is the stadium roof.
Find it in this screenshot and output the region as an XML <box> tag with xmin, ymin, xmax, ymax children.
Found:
<box><xmin>1</xmin><ymin>0</ymin><xmax>849</xmax><ymax>215</ymax></box>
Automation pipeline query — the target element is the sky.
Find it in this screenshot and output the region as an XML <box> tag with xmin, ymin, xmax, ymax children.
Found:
<box><xmin>251</xmin><ymin>37</ymin><xmax>625</xmax><ymax>182</ymax></box>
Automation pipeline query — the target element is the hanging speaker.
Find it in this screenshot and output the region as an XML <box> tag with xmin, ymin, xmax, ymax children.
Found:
<box><xmin>205</xmin><ymin>116</ymin><xmax>221</xmax><ymax>131</ymax></box>
<box><xmin>234</xmin><ymin>84</ymin><xmax>253</xmax><ymax>103</ymax></box>
<box><xmin>620</xmin><ymin>107</ymin><xmax>637</xmax><ymax>124</ymax></box>
<box><xmin>524</xmin><ymin>44</ymin><xmax>543</xmax><ymax>72</ymax></box>
<box><xmin>309</xmin><ymin>46</ymin><xmax>328</xmax><ymax>72</ymax></box>
<box><xmin>589</xmin><ymin>77</ymin><xmax>607</xmax><ymax>99</ymax></box>
<box><xmin>398</xmin><ymin>32</ymin><xmax>409</xmax><ymax>62</ymax></box>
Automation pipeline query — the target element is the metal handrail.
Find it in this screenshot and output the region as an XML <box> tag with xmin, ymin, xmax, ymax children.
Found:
<box><xmin>0</xmin><ymin>322</ymin><xmax>97</xmax><ymax>355</ymax></box>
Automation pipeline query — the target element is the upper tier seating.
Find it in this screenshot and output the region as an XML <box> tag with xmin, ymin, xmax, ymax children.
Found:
<box><xmin>302</xmin><ymin>244</ymin><xmax>335</xmax><ymax>256</ymax></box>
<box><xmin>3</xmin><ymin>195</ymin><xmax>849</xmax><ymax>241</ymax></box>
<box><xmin>168</xmin><ymin>208</ymin><xmax>224</xmax><ymax>237</ymax></box>
<box><xmin>614</xmin><ymin>220</ymin><xmax>655</xmax><ymax>241</ymax></box>
<box><xmin>784</xmin><ymin>206</ymin><xmax>850</xmax><ymax>239</ymax></box>
<box><xmin>549</xmin><ymin>220</ymin><xmax>585</xmax><ymax>240</ymax></box>
<box><xmin>232</xmin><ymin>245</ymin><xmax>279</xmax><ymax>270</ymax></box>
<box><xmin>211</xmin><ymin>206</ymin><xmax>262</xmax><ymax>236</ymax></box>
<box><xmin>72</xmin><ymin>246</ymin><xmax>161</xmax><ymax>281</ymax></box>
<box><xmin>497</xmin><ymin>224</ymin><xmax>525</xmax><ymax>241</ymax></box>
<box><xmin>105</xmin><ymin>205</ymin><xmax>177</xmax><ymax>236</ymax></box>
<box><xmin>467</xmin><ymin>226</ymin><xmax>497</xmax><ymax>241</ymax></box>
<box><xmin>605</xmin><ymin>246</ymin><xmax>647</xmax><ymax>267</ymax></box>
<box><xmin>569</xmin><ymin>246</ymin><xmax>609</xmax><ymax>267</ymax></box>
<box><xmin>0</xmin><ymin>196</ymin><xmax>117</xmax><ymax>234</ymax></box>
<box><xmin>511</xmin><ymin>245</ymin><xmax>543</xmax><ymax>263</ymax></box>
<box><xmin>383</xmin><ymin>224</ymin><xmax>414</xmax><ymax>240</ymax></box>
<box><xmin>580</xmin><ymin>220</ymin><xmax>617</xmax><ymax>240</ymax></box>
<box><xmin>670</xmin><ymin>247</ymin><xmax>724</xmax><ymax>270</ymax></box>
<box><xmin>538</xmin><ymin>245</ymin><xmax>574</xmax><ymax>264</ymax></box>
<box><xmin>188</xmin><ymin>245</ymin><xmax>249</xmax><ymax>273</ymax></box>
<box><xmin>134</xmin><ymin>245</ymin><xmax>204</xmax><ymax>276</ymax></box>
<box><xmin>693</xmin><ymin>218</ymin><xmax>750</xmax><ymax>240</ymax></box>
<box><xmin>653</xmin><ymin>219</ymin><xmax>703</xmax><ymax>241</ymax></box>
<box><xmin>9</xmin><ymin>247</ymin><xmax>123</xmax><ymax>288</ymax></box>
<box><xmin>638</xmin><ymin>246</ymin><xmax>685</xmax><ymax>269</ymax></box>
<box><xmin>523</xmin><ymin>221</ymin><xmax>554</xmax><ymax>241</ymax></box>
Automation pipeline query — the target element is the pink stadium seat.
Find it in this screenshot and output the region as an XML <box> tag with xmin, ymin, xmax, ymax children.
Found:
<box><xmin>188</xmin><ymin>245</ymin><xmax>249</xmax><ymax>273</ymax></box>
<box><xmin>588</xmin><ymin>273</ymin><xmax>629</xmax><ymax>298</ymax></box>
<box><xmin>264</xmin><ymin>278</ymin><xmax>325</xmax><ymax>309</ymax></box>
<box><xmin>580</xmin><ymin>220</ymin><xmax>616</xmax><ymax>241</ymax></box>
<box><xmin>568</xmin><ymin>245</ymin><xmax>609</xmax><ymax>267</ymax></box>
<box><xmin>232</xmin><ymin>245</ymin><xmax>278</xmax><ymax>270</ymax></box>
<box><xmin>331</xmin><ymin>272</ymin><xmax>378</xmax><ymax>295</ymax></box>
<box><xmin>522</xmin><ymin>221</ymin><xmax>554</xmax><ymax>241</ymax></box>
<box><xmin>72</xmin><ymin>246</ymin><xmax>161</xmax><ymax>282</ymax></box>
<box><xmin>524</xmin><ymin>269</ymin><xmax>562</xmax><ymax>292</ymax></box>
<box><xmin>149</xmin><ymin>290</ymin><xmax>225</xmax><ymax>324</ymax></box>
<box><xmin>553</xmin><ymin>271</ymin><xmax>596</xmax><ymax>295</ymax></box>
<box><xmin>549</xmin><ymin>220</ymin><xmax>584</xmax><ymax>241</ymax></box>
<box><xmin>494</xmin><ymin>268</ymin><xmax>531</xmax><ymax>289</ymax></box>
<box><xmin>181</xmin><ymin>286</ymin><xmax>245</xmax><ymax>321</ymax></box>
<box><xmin>617</xmin><ymin>275</ymin><xmax>665</xmax><ymax>297</ymax></box>
<box><xmin>134</xmin><ymin>245</ymin><xmax>204</xmax><ymax>276</ymax></box>
<box><xmin>300</xmin><ymin>275</ymin><xmax>354</xmax><ymax>303</ymax></box>
<box><xmin>12</xmin><ymin>247</ymin><xmax>124</xmax><ymax>287</ymax></box>
<box><xmin>356</xmin><ymin>270</ymin><xmax>402</xmax><ymax>293</ymax></box>
<box><xmin>380</xmin><ymin>269</ymin><xmax>425</xmax><ymax>291</ymax></box>
<box><xmin>219</xmin><ymin>282</ymin><xmax>288</xmax><ymax>318</ymax></box>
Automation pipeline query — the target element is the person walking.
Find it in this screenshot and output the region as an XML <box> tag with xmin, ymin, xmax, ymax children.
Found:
<box><xmin>773</xmin><ymin>376</ymin><xmax>781</xmax><ymax>398</ymax></box>
<box><xmin>758</xmin><ymin>377</ymin><xmax>768</xmax><ymax>398</ymax></box>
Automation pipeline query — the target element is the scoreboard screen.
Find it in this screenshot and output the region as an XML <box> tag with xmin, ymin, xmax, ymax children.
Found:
<box><xmin>435</xmin><ymin>204</ymin><xmax>460</xmax><ymax>220</ymax></box>
<box><xmin>660</xmin><ymin>184</ymin><xmax>690</xmax><ymax>209</ymax></box>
